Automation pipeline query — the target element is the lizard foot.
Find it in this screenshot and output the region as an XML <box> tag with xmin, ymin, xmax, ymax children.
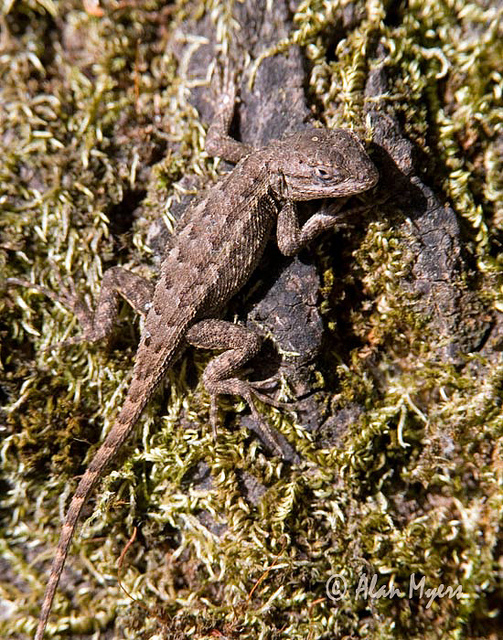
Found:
<box><xmin>7</xmin><ymin>274</ymin><xmax>94</xmax><ymax>349</ymax></box>
<box><xmin>8</xmin><ymin>263</ymin><xmax>154</xmax><ymax>349</ymax></box>
<box><xmin>207</xmin><ymin>379</ymin><xmax>292</xmax><ymax>456</ymax></box>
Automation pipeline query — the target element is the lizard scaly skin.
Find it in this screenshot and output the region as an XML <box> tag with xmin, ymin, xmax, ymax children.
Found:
<box><xmin>31</xmin><ymin>118</ymin><xmax>378</xmax><ymax>638</ymax></box>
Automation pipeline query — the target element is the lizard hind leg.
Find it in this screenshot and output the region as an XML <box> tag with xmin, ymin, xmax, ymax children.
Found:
<box><xmin>185</xmin><ymin>319</ymin><xmax>288</xmax><ymax>455</ymax></box>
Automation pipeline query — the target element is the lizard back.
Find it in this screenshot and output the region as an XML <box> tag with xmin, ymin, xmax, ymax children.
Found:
<box><xmin>154</xmin><ymin>150</ymin><xmax>280</xmax><ymax>320</ymax></box>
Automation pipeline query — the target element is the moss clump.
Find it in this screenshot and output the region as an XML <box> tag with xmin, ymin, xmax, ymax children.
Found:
<box><xmin>1</xmin><ymin>1</ymin><xmax>501</xmax><ymax>639</ymax></box>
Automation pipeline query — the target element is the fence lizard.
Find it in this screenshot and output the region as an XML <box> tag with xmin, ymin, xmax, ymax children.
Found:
<box><xmin>14</xmin><ymin>86</ymin><xmax>378</xmax><ymax>639</ymax></box>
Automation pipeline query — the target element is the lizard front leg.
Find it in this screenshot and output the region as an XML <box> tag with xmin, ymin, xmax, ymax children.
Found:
<box><xmin>185</xmin><ymin>319</ymin><xmax>286</xmax><ymax>455</ymax></box>
<box><xmin>276</xmin><ymin>199</ymin><xmax>354</xmax><ymax>256</ymax></box>
<box><xmin>8</xmin><ymin>266</ymin><xmax>154</xmax><ymax>344</ymax></box>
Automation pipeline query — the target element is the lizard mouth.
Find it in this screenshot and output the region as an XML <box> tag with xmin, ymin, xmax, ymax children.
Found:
<box><xmin>354</xmin><ymin>171</ymin><xmax>379</xmax><ymax>192</ymax></box>
<box><xmin>287</xmin><ymin>173</ymin><xmax>378</xmax><ymax>200</ymax></box>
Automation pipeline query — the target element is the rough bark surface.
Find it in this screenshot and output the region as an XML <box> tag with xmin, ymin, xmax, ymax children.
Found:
<box><xmin>1</xmin><ymin>1</ymin><xmax>501</xmax><ymax>639</ymax></box>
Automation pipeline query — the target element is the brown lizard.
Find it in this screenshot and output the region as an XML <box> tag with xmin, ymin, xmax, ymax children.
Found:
<box><xmin>12</xmin><ymin>85</ymin><xmax>378</xmax><ymax>639</ymax></box>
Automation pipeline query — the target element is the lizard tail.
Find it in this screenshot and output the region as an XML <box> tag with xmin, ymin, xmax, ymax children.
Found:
<box><xmin>34</xmin><ymin>341</ymin><xmax>180</xmax><ymax>640</ymax></box>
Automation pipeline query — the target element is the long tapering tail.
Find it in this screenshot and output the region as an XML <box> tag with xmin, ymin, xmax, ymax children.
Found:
<box><xmin>34</xmin><ymin>387</ymin><xmax>147</xmax><ymax>640</ymax></box>
<box><xmin>34</xmin><ymin>323</ymin><xmax>184</xmax><ymax>640</ymax></box>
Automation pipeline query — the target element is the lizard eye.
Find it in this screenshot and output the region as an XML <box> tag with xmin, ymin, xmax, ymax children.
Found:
<box><xmin>314</xmin><ymin>166</ymin><xmax>340</xmax><ymax>182</ymax></box>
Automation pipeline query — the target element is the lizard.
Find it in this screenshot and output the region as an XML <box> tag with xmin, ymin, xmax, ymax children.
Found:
<box><xmin>12</xmin><ymin>82</ymin><xmax>378</xmax><ymax>639</ymax></box>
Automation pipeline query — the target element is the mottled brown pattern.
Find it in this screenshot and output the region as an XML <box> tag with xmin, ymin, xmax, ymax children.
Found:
<box><xmin>33</xmin><ymin>93</ymin><xmax>378</xmax><ymax>639</ymax></box>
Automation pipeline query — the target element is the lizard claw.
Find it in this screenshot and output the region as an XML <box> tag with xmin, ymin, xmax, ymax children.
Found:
<box><xmin>206</xmin><ymin>378</ymin><xmax>293</xmax><ymax>457</ymax></box>
<box><xmin>7</xmin><ymin>270</ymin><xmax>95</xmax><ymax>347</ymax></box>
<box><xmin>46</xmin><ymin>263</ymin><xmax>94</xmax><ymax>331</ymax></box>
<box><xmin>213</xmin><ymin>52</ymin><xmax>238</xmax><ymax>97</ymax></box>
<box><xmin>246</xmin><ymin>374</ymin><xmax>279</xmax><ymax>391</ymax></box>
<box><xmin>244</xmin><ymin>391</ymin><xmax>291</xmax><ymax>457</ymax></box>
<box><xmin>248</xmin><ymin>384</ymin><xmax>291</xmax><ymax>410</ymax></box>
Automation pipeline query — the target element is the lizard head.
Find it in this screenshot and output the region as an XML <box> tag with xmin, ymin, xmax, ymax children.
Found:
<box><xmin>274</xmin><ymin>128</ymin><xmax>378</xmax><ymax>200</ymax></box>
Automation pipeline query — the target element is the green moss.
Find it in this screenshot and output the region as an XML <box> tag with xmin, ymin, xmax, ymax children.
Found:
<box><xmin>1</xmin><ymin>1</ymin><xmax>501</xmax><ymax>639</ymax></box>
